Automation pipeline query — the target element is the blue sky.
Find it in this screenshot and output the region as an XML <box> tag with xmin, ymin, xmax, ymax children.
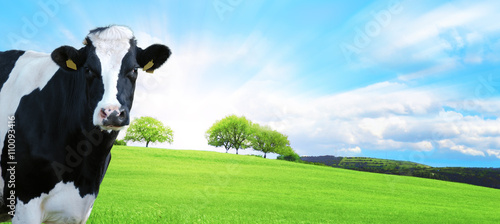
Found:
<box><xmin>2</xmin><ymin>0</ymin><xmax>500</xmax><ymax>167</ymax></box>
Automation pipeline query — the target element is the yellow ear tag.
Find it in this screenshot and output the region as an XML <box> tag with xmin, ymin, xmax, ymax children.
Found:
<box><xmin>143</xmin><ymin>60</ymin><xmax>154</xmax><ymax>71</ymax></box>
<box><xmin>66</xmin><ymin>59</ymin><xmax>77</xmax><ymax>70</ymax></box>
<box><xmin>146</xmin><ymin>70</ymin><xmax>154</xmax><ymax>74</ymax></box>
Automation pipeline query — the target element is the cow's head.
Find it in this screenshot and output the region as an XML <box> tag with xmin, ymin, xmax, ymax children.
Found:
<box><xmin>51</xmin><ymin>25</ymin><xmax>171</xmax><ymax>131</ymax></box>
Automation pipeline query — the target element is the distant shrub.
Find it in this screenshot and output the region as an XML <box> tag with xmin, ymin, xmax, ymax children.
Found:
<box><xmin>114</xmin><ymin>139</ymin><xmax>127</xmax><ymax>146</ymax></box>
<box><xmin>277</xmin><ymin>153</ymin><xmax>301</xmax><ymax>162</ymax></box>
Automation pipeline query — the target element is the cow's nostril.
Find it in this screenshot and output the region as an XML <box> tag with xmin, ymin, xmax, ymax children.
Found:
<box><xmin>118</xmin><ymin>110</ymin><xmax>126</xmax><ymax>119</ymax></box>
<box><xmin>100</xmin><ymin>109</ymin><xmax>107</xmax><ymax>119</ymax></box>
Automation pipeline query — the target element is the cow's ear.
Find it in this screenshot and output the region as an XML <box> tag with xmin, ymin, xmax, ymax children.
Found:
<box><xmin>136</xmin><ymin>44</ymin><xmax>171</xmax><ymax>73</ymax></box>
<box><xmin>51</xmin><ymin>46</ymin><xmax>85</xmax><ymax>71</ymax></box>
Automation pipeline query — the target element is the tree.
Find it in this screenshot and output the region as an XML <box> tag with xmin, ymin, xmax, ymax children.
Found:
<box><xmin>205</xmin><ymin>115</ymin><xmax>252</xmax><ymax>154</ymax></box>
<box><xmin>124</xmin><ymin>116</ymin><xmax>173</xmax><ymax>147</ymax></box>
<box><xmin>249</xmin><ymin>123</ymin><xmax>292</xmax><ymax>158</ymax></box>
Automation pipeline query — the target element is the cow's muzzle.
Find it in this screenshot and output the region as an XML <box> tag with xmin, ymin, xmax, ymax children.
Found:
<box><xmin>99</xmin><ymin>106</ymin><xmax>129</xmax><ymax>130</ymax></box>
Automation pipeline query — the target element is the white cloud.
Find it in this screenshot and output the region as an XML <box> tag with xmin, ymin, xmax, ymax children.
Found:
<box><xmin>336</xmin><ymin>146</ymin><xmax>362</xmax><ymax>156</ymax></box>
<box><xmin>451</xmin><ymin>145</ymin><xmax>485</xmax><ymax>157</ymax></box>
<box><xmin>448</xmin><ymin>97</ymin><xmax>500</xmax><ymax>118</ymax></box>
<box><xmin>410</xmin><ymin>141</ymin><xmax>434</xmax><ymax>152</ymax></box>
<box><xmin>487</xmin><ymin>149</ymin><xmax>500</xmax><ymax>159</ymax></box>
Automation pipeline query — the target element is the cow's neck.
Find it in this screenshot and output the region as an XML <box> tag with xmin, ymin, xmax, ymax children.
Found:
<box><xmin>55</xmin><ymin>69</ymin><xmax>119</xmax><ymax>195</ymax></box>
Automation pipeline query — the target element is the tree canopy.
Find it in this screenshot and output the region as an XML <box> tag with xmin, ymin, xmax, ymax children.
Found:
<box><xmin>249</xmin><ymin>123</ymin><xmax>292</xmax><ymax>158</ymax></box>
<box><xmin>205</xmin><ymin>115</ymin><xmax>252</xmax><ymax>154</ymax></box>
<box><xmin>206</xmin><ymin>114</ymin><xmax>297</xmax><ymax>158</ymax></box>
<box><xmin>124</xmin><ymin>116</ymin><xmax>173</xmax><ymax>147</ymax></box>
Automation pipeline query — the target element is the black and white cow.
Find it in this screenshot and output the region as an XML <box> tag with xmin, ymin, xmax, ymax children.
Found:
<box><xmin>0</xmin><ymin>25</ymin><xmax>171</xmax><ymax>223</ymax></box>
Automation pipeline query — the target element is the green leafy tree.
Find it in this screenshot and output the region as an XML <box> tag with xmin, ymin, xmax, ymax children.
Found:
<box><xmin>205</xmin><ymin>115</ymin><xmax>252</xmax><ymax>154</ymax></box>
<box><xmin>278</xmin><ymin>146</ymin><xmax>298</xmax><ymax>157</ymax></box>
<box><xmin>124</xmin><ymin>116</ymin><xmax>173</xmax><ymax>147</ymax></box>
<box><xmin>249</xmin><ymin>124</ymin><xmax>293</xmax><ymax>158</ymax></box>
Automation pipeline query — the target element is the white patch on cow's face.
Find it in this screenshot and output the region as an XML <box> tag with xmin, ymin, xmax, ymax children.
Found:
<box><xmin>0</xmin><ymin>51</ymin><xmax>59</xmax><ymax>201</ymax></box>
<box><xmin>12</xmin><ymin>181</ymin><xmax>96</xmax><ymax>224</ymax></box>
<box><xmin>88</xmin><ymin>26</ymin><xmax>134</xmax><ymax>131</ymax></box>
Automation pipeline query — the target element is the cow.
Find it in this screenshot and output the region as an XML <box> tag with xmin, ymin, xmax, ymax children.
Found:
<box><xmin>0</xmin><ymin>25</ymin><xmax>171</xmax><ymax>223</ymax></box>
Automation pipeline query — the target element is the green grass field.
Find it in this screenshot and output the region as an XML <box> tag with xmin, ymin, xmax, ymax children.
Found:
<box><xmin>88</xmin><ymin>146</ymin><xmax>500</xmax><ymax>223</ymax></box>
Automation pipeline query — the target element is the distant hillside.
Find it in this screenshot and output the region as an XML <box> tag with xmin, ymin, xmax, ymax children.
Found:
<box><xmin>301</xmin><ymin>156</ymin><xmax>500</xmax><ymax>189</ymax></box>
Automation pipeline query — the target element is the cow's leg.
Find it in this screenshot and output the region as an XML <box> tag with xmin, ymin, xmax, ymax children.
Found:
<box><xmin>12</xmin><ymin>198</ymin><xmax>43</xmax><ymax>224</ymax></box>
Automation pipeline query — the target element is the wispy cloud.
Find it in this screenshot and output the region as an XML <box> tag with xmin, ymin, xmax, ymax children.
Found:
<box><xmin>487</xmin><ymin>149</ymin><xmax>500</xmax><ymax>159</ymax></box>
<box><xmin>346</xmin><ymin>0</ymin><xmax>500</xmax><ymax>81</ymax></box>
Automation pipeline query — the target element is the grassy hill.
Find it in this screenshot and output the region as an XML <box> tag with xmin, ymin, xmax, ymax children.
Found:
<box><xmin>88</xmin><ymin>146</ymin><xmax>500</xmax><ymax>223</ymax></box>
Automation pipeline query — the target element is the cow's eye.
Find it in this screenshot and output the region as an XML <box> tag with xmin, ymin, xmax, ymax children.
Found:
<box><xmin>84</xmin><ymin>66</ymin><xmax>99</xmax><ymax>79</ymax></box>
<box><xmin>128</xmin><ymin>67</ymin><xmax>138</xmax><ymax>75</ymax></box>
<box><xmin>127</xmin><ymin>67</ymin><xmax>139</xmax><ymax>80</ymax></box>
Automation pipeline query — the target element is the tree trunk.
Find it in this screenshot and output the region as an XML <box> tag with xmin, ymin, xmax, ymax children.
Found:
<box><xmin>146</xmin><ymin>141</ymin><xmax>149</xmax><ymax>147</ymax></box>
<box><xmin>236</xmin><ymin>149</ymin><xmax>238</xmax><ymax>154</ymax></box>
<box><xmin>264</xmin><ymin>153</ymin><xmax>267</xmax><ymax>158</ymax></box>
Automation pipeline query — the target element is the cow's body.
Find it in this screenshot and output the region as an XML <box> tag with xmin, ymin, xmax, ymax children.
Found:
<box><xmin>0</xmin><ymin>26</ymin><xmax>170</xmax><ymax>223</ymax></box>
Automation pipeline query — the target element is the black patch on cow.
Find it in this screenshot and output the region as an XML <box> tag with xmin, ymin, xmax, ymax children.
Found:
<box><xmin>136</xmin><ymin>44</ymin><xmax>171</xmax><ymax>72</ymax></box>
<box><xmin>51</xmin><ymin>46</ymin><xmax>88</xmax><ymax>72</ymax></box>
<box><xmin>1</xmin><ymin>67</ymin><xmax>118</xmax><ymax>203</ymax></box>
<box><xmin>117</xmin><ymin>48</ymin><xmax>139</xmax><ymax>118</ymax></box>
<box><xmin>89</xmin><ymin>26</ymin><xmax>112</xmax><ymax>35</ymax></box>
<box><xmin>0</xmin><ymin>50</ymin><xmax>25</xmax><ymax>91</ymax></box>
<box><xmin>99</xmin><ymin>153</ymin><xmax>111</xmax><ymax>186</ymax></box>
